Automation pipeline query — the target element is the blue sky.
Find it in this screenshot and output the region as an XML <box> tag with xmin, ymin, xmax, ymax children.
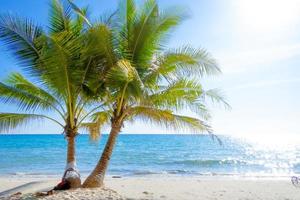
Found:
<box><xmin>0</xmin><ymin>0</ymin><xmax>300</xmax><ymax>141</ymax></box>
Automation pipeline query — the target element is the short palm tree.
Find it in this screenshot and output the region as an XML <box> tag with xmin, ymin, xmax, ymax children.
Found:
<box><xmin>82</xmin><ymin>0</ymin><xmax>229</xmax><ymax>188</ymax></box>
<box><xmin>0</xmin><ymin>0</ymin><xmax>106</xmax><ymax>188</ymax></box>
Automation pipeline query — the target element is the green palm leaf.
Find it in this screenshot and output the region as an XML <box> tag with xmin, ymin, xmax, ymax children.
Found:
<box><xmin>67</xmin><ymin>0</ymin><xmax>91</xmax><ymax>27</ymax></box>
<box><xmin>127</xmin><ymin>106</ymin><xmax>210</xmax><ymax>133</ymax></box>
<box><xmin>85</xmin><ymin>24</ymin><xmax>116</xmax><ymax>70</ymax></box>
<box><xmin>0</xmin><ymin>113</ymin><xmax>63</xmax><ymax>132</ymax></box>
<box><xmin>117</xmin><ymin>0</ymin><xmax>137</xmax><ymax>54</ymax></box>
<box><xmin>49</xmin><ymin>0</ymin><xmax>72</xmax><ymax>34</ymax></box>
<box><xmin>145</xmin><ymin>79</ymin><xmax>202</xmax><ymax>110</ymax></box>
<box><xmin>5</xmin><ymin>73</ymin><xmax>59</xmax><ymax>104</ymax></box>
<box><xmin>38</xmin><ymin>32</ymin><xmax>83</xmax><ymax>101</ymax></box>
<box><xmin>130</xmin><ymin>0</ymin><xmax>158</xmax><ymax>62</ymax></box>
<box><xmin>201</xmin><ymin>88</ymin><xmax>231</xmax><ymax>109</ymax></box>
<box><xmin>0</xmin><ymin>14</ymin><xmax>43</xmax><ymax>76</ymax></box>
<box><xmin>159</xmin><ymin>46</ymin><xmax>221</xmax><ymax>78</ymax></box>
<box><xmin>172</xmin><ymin>114</ymin><xmax>211</xmax><ymax>133</ymax></box>
<box><xmin>0</xmin><ymin>82</ymin><xmax>54</xmax><ymax>112</ymax></box>
<box><xmin>80</xmin><ymin>111</ymin><xmax>111</xmax><ymax>141</ymax></box>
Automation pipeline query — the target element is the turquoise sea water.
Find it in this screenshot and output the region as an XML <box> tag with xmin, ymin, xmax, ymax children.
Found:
<box><xmin>0</xmin><ymin>134</ymin><xmax>299</xmax><ymax>177</ymax></box>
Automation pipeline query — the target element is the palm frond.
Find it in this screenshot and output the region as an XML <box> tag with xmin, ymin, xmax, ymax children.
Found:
<box><xmin>0</xmin><ymin>113</ymin><xmax>63</xmax><ymax>132</ymax></box>
<box><xmin>172</xmin><ymin>114</ymin><xmax>211</xmax><ymax>133</ymax></box>
<box><xmin>127</xmin><ymin>106</ymin><xmax>173</xmax><ymax>124</ymax></box>
<box><xmin>71</xmin><ymin>6</ymin><xmax>89</xmax><ymax>35</ymax></box>
<box><xmin>201</xmin><ymin>88</ymin><xmax>231</xmax><ymax>109</ymax></box>
<box><xmin>188</xmin><ymin>102</ymin><xmax>212</xmax><ymax>120</ymax></box>
<box><xmin>130</xmin><ymin>0</ymin><xmax>158</xmax><ymax>56</ymax></box>
<box><xmin>5</xmin><ymin>73</ymin><xmax>58</xmax><ymax>105</ymax></box>
<box><xmin>49</xmin><ymin>0</ymin><xmax>72</xmax><ymax>34</ymax></box>
<box><xmin>144</xmin><ymin>79</ymin><xmax>203</xmax><ymax>110</ymax></box>
<box><xmin>85</xmin><ymin>24</ymin><xmax>116</xmax><ymax>69</ymax></box>
<box><xmin>80</xmin><ymin>111</ymin><xmax>111</xmax><ymax>141</ymax></box>
<box><xmin>0</xmin><ymin>81</ymin><xmax>55</xmax><ymax>112</ymax></box>
<box><xmin>127</xmin><ymin>106</ymin><xmax>210</xmax><ymax>133</ymax></box>
<box><xmin>0</xmin><ymin>14</ymin><xmax>43</xmax><ymax>76</ymax></box>
<box><xmin>160</xmin><ymin>46</ymin><xmax>221</xmax><ymax>78</ymax></box>
<box><xmin>134</xmin><ymin>6</ymin><xmax>186</xmax><ymax>69</ymax></box>
<box><xmin>117</xmin><ymin>0</ymin><xmax>137</xmax><ymax>55</ymax></box>
<box><xmin>78</xmin><ymin>24</ymin><xmax>116</xmax><ymax>99</ymax></box>
<box><xmin>123</xmin><ymin>0</ymin><xmax>137</xmax><ymax>30</ymax></box>
<box><xmin>38</xmin><ymin>32</ymin><xmax>83</xmax><ymax>100</ymax></box>
<box><xmin>4</xmin><ymin>73</ymin><xmax>67</xmax><ymax>116</ymax></box>
<box><xmin>67</xmin><ymin>0</ymin><xmax>91</xmax><ymax>27</ymax></box>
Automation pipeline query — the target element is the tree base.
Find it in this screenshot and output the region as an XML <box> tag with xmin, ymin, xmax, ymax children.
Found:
<box><xmin>55</xmin><ymin>169</ymin><xmax>81</xmax><ymax>190</ymax></box>
<box><xmin>65</xmin><ymin>176</ymin><xmax>81</xmax><ymax>189</ymax></box>
<box><xmin>82</xmin><ymin>175</ymin><xmax>104</xmax><ymax>188</ymax></box>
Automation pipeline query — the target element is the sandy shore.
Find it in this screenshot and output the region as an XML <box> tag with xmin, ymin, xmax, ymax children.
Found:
<box><xmin>0</xmin><ymin>176</ymin><xmax>300</xmax><ymax>200</ymax></box>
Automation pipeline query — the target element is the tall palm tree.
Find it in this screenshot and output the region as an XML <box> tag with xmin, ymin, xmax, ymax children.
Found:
<box><xmin>82</xmin><ymin>0</ymin><xmax>229</xmax><ymax>188</ymax></box>
<box><xmin>0</xmin><ymin>0</ymin><xmax>106</xmax><ymax>188</ymax></box>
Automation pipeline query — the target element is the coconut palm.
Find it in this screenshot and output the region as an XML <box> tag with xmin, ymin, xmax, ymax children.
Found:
<box><xmin>0</xmin><ymin>0</ymin><xmax>107</xmax><ymax>188</ymax></box>
<box><xmin>82</xmin><ymin>0</ymin><xmax>229</xmax><ymax>188</ymax></box>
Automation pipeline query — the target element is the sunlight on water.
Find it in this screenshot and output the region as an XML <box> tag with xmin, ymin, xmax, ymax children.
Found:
<box><xmin>241</xmin><ymin>134</ymin><xmax>300</xmax><ymax>149</ymax></box>
<box><xmin>229</xmin><ymin>134</ymin><xmax>300</xmax><ymax>177</ymax></box>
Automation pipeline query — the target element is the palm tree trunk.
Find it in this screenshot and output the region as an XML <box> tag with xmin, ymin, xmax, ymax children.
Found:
<box><xmin>82</xmin><ymin>120</ymin><xmax>122</xmax><ymax>188</ymax></box>
<box><xmin>62</xmin><ymin>135</ymin><xmax>81</xmax><ymax>188</ymax></box>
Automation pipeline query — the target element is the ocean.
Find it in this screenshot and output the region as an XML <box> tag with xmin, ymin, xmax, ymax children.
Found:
<box><xmin>0</xmin><ymin>134</ymin><xmax>299</xmax><ymax>178</ymax></box>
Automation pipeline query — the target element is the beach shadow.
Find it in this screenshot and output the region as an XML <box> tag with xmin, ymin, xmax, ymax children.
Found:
<box><xmin>0</xmin><ymin>181</ymin><xmax>56</xmax><ymax>197</ymax></box>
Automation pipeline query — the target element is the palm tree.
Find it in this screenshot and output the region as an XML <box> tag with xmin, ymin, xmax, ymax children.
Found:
<box><xmin>0</xmin><ymin>0</ymin><xmax>106</xmax><ymax>188</ymax></box>
<box><xmin>82</xmin><ymin>0</ymin><xmax>229</xmax><ymax>188</ymax></box>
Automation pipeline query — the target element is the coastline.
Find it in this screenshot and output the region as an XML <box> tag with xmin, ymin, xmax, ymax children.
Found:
<box><xmin>1</xmin><ymin>135</ymin><xmax>299</xmax><ymax>199</ymax></box>
<box><xmin>1</xmin><ymin>175</ymin><xmax>300</xmax><ymax>200</ymax></box>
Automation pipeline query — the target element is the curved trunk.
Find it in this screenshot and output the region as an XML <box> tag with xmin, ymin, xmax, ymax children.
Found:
<box><xmin>61</xmin><ymin>135</ymin><xmax>81</xmax><ymax>189</ymax></box>
<box><xmin>82</xmin><ymin>120</ymin><xmax>122</xmax><ymax>188</ymax></box>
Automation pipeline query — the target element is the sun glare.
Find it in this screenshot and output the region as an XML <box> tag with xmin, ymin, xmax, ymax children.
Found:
<box><xmin>233</xmin><ymin>0</ymin><xmax>300</xmax><ymax>34</ymax></box>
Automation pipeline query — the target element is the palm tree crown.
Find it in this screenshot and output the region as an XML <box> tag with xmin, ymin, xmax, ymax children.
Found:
<box><xmin>82</xmin><ymin>0</ymin><xmax>229</xmax><ymax>188</ymax></box>
<box><xmin>0</xmin><ymin>0</ymin><xmax>109</xmax><ymax>188</ymax></box>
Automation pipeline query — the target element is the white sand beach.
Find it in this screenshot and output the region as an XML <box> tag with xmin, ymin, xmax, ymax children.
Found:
<box><xmin>1</xmin><ymin>176</ymin><xmax>300</xmax><ymax>200</ymax></box>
